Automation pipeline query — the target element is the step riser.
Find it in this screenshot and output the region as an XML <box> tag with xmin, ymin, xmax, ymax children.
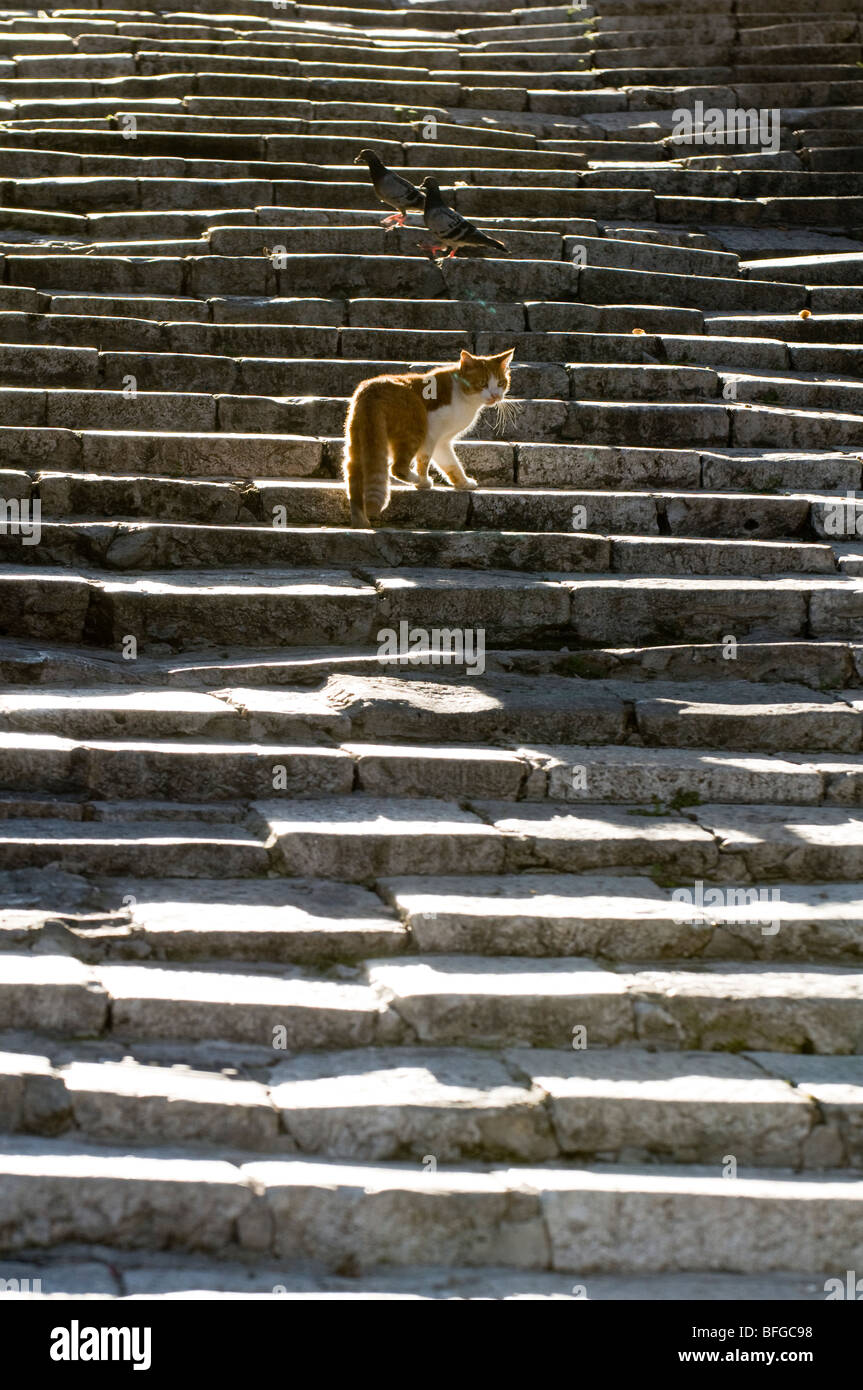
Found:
<box><xmin>9</xmin><ymin>474</ymin><xmax>834</xmax><ymax>540</ymax></box>
<box><xmin>2</xmin><ymin>391</ymin><xmax>862</xmax><ymax>450</ymax></box>
<box><xmin>4</xmin><ymin>1153</ymin><xmax>861</xmax><ymax>1272</ymax></box>
<box><xmin>0</xmin><ymin>527</ymin><xmax>837</xmax><ymax>578</ymax></box>
<box><xmin>4</xmin><ymin>960</ymin><xmax>862</xmax><ymax>1055</ymax></box>
<box><xmin>1</xmin><ymin>1055</ymin><xmax>847</xmax><ymax>1170</ymax></box>
<box><xmin>5</xmin><ymin>580</ymin><xmax>859</xmax><ymax>648</ymax></box>
<box><xmin>2</xmin><ymin>748</ymin><xmax>862</xmax><ymax>803</ymax></box>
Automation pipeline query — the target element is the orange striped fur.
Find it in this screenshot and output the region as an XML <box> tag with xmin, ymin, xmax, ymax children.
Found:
<box><xmin>342</xmin><ymin>349</ymin><xmax>514</xmax><ymax>527</ymax></box>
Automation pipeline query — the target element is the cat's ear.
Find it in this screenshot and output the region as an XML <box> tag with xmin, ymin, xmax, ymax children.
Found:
<box><xmin>495</xmin><ymin>348</ymin><xmax>515</xmax><ymax>367</ymax></box>
<box><xmin>459</xmin><ymin>350</ymin><xmax>477</xmax><ymax>365</ymax></box>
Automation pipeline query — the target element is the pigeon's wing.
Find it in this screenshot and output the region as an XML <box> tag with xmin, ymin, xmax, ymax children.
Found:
<box><xmin>426</xmin><ymin>202</ymin><xmax>474</xmax><ymax>240</ymax></box>
<box><xmin>470</xmin><ymin>228</ymin><xmax>505</xmax><ymax>249</ymax></box>
<box><xmin>399</xmin><ymin>177</ymin><xmax>425</xmax><ymax>209</ymax></box>
<box><xmin>377</xmin><ymin>168</ymin><xmax>422</xmax><ymax>208</ymax></box>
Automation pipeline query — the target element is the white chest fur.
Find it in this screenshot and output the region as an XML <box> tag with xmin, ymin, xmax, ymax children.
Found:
<box><xmin>426</xmin><ymin>380</ymin><xmax>484</xmax><ymax>446</ymax></box>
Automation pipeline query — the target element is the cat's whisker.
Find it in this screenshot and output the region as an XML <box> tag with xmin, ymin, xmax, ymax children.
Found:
<box><xmin>488</xmin><ymin>397</ymin><xmax>523</xmax><ymax>435</ymax></box>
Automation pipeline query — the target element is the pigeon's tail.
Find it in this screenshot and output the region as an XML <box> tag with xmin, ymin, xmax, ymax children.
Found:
<box><xmin>343</xmin><ymin>385</ymin><xmax>390</xmax><ymax>527</ymax></box>
<box><xmin>475</xmin><ymin>230</ymin><xmax>508</xmax><ymax>253</ymax></box>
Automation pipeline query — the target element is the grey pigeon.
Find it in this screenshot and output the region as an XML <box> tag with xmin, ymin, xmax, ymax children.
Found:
<box><xmin>418</xmin><ymin>176</ymin><xmax>508</xmax><ymax>258</ymax></box>
<box><xmin>354</xmin><ymin>148</ymin><xmax>424</xmax><ymax>228</ymax></box>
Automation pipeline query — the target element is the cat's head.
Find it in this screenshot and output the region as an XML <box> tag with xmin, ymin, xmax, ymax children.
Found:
<box><xmin>457</xmin><ymin>349</ymin><xmax>514</xmax><ymax>405</ymax></box>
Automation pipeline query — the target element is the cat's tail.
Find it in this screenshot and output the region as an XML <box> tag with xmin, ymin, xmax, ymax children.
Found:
<box><xmin>343</xmin><ymin>383</ymin><xmax>390</xmax><ymax>527</ymax></box>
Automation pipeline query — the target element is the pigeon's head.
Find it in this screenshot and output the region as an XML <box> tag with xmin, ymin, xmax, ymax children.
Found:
<box><xmin>418</xmin><ymin>177</ymin><xmax>441</xmax><ymax>197</ymax></box>
<box><xmin>354</xmin><ymin>149</ymin><xmax>380</xmax><ymax>167</ymax></box>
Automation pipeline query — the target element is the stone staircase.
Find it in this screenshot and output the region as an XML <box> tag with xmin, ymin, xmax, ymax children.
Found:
<box><xmin>0</xmin><ymin>0</ymin><xmax>862</xmax><ymax>1301</ymax></box>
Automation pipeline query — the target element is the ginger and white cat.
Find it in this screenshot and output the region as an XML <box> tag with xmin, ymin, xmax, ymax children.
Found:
<box><xmin>342</xmin><ymin>348</ymin><xmax>514</xmax><ymax>527</ymax></box>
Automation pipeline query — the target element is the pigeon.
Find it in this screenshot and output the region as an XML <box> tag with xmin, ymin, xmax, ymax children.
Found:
<box><xmin>417</xmin><ymin>177</ymin><xmax>508</xmax><ymax>258</ymax></box>
<box><xmin>353</xmin><ymin>148</ymin><xmax>424</xmax><ymax>228</ymax></box>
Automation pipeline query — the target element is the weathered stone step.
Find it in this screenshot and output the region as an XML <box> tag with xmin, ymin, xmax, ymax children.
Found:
<box><xmin>811</xmin><ymin>287</ymin><xmax>863</xmax><ymax>313</ymax></box>
<box><xmin>2</xmin><ymin>176</ymin><xmax>350</xmax><ymax>214</ymax></box>
<box><xmin>741</xmin><ymin>252</ymin><xmax>863</xmax><ymax>286</ymax></box>
<box><xmin>0</xmin><ymin>819</ymin><xmax>268</xmax><ymax>876</ymax></box>
<box><xmin>4</xmin><ymin>566</ymin><xmax>861</xmax><ymax>647</ymax></box>
<box><xmin>6</xmin><ymin>384</ymin><xmax>862</xmax><ymax>449</ymax></box>
<box><xmin>365</xmin><ymin>953</ymin><xmax>863</xmax><ymax>1051</ymax></box>
<box><xmin>0</xmin><ymin>1045</ymin><xmax>540</xmax><ymax>1162</ymax></box>
<box><xmin>9</xmin><ymin>727</ymin><xmax>863</xmax><ymax>805</ymax></box>
<box><xmin>52</xmin><ymin>113</ymin><xmax>542</xmax><ymax>150</ymax></box>
<box><xmin>569</xmin><ymin>401</ymin><xmax>863</xmax><ymax>451</ymax></box>
<box><xmin>0</xmin><ymin>147</ymin><xmax>456</xmax><ymax>184</ymax></box>
<box><xmin>0</xmin><ymin>953</ymin><xmax>379</xmax><ymax>1047</ymax></box>
<box><xmin>527</xmin><ymin>637</ymin><xmax>861</xmax><ymax>692</ymax></box>
<box><xmin>505</xmin><ymin>1047</ymin><xmax>858</xmax><ymax>1167</ymax></box>
<box><xmin>5</xmin><ymin>873</ymin><xmax>406</xmax><ymax>963</ymax></box>
<box><xmin>585</xmin><ymin>167</ymin><xmax>863</xmax><ymax>197</ymax></box>
<box><xmin>0</xmin><ymin>312</ymin><xmax>491</xmax><ymax>365</ymax></box>
<box><xmin>0</xmin><ymin>128</ymin><xmax>588</xmax><ymax>168</ymax></box>
<box><xmin>0</xmin><ymin>386</ymin><xmax>567</xmax><ymax>439</ymax></box>
<box><xmin>707</xmin><ymin>313</ymin><xmax>863</xmax><ymax>344</ymax></box>
<box><xmin>250</xmin><ymin>796</ymin><xmax>511</xmax><ymax>880</ymax></box>
<box><xmin>1</xmin><ymin>632</ymin><xmax>853</xmax><ymax>696</ymax></box>
<box><xmin>1</xmin><ymin>521</ymin><xmax>838</xmax><ymax>580</ymax></box>
<box><xmin>13</xmin><ymin>472</ymin><xmax>845</xmax><ymax>544</ymax></box>
<box><xmin>459</xmin><ymin>798</ymin><xmax>863</xmax><ymax>884</ymax></box>
<box><xmin>9</xmin><ymin>316</ymin><xmax>795</xmax><ymax>373</ymax></box>
<box><xmin>5</xmin><ymin>252</ymin><xmax>579</xmax><ymax>302</ymax></box>
<box><xmin>6</xmin><ymin>427</ymin><xmax>858</xmax><ymax>496</ymax></box>
<box><xmin>0</xmin><ymin>426</ymin><xmax>326</xmax><ymax>478</ymax></box>
<box><xmin>807</xmin><ymin>145</ymin><xmax>863</xmax><ymax>171</ymax></box>
<box><xmin>0</xmin><ymin>734</ymin><xmax>359</xmax><ymax>800</ymax></box>
<box><xmin>3</xmin><ymin>1134</ymin><xmax>862</xmax><ymax>1271</ymax></box>
<box><xmin>726</xmin><ymin>371</ymin><xmax>863</xmax><ymax>414</ymax></box>
<box><xmin>0</xmin><ymin>312</ymin><xmax>346</xmax><ymax>358</ymax></box>
<box><xmin>200</xmin><ymin>224</ymin><xmax>737</xmax><ymax>276</ymax></box>
<box><xmin>67</xmin><ymin>203</ymin><xmax>599</xmax><ymax>236</ymax></box>
<box><xmin>250</xmin><ymin>794</ymin><xmax>712</xmax><ymax>881</ymax></box>
<box><xmin>0</xmin><ymin>1048</ymin><xmax>288</xmax><ymax>1152</ymax></box>
<box><xmin>13</xmin><ymin>565</ymin><xmax>382</xmax><ymax>647</ymax></box>
<box><xmin>13</xmin><ymin>861</ymin><xmax>863</xmax><ymax>968</ymax></box>
<box><xmin>534</xmin><ymin>740</ymin><xmax>863</xmax><ymax>803</ymax></box>
<box><xmin>1</xmin><ymin>669</ymin><xmax>857</xmax><ymax>749</ymax></box>
<box><xmin>699</xmin><ymin>227</ymin><xmax>863</xmax><ymax>262</ymax></box>
<box><xmin>3</xmin><ymin>74</ymin><xmax>470</xmax><ymax>108</ymax></box>
<box><xmin>0</xmin><ymin>1256</ymin><xmax>839</xmax><ymax>1300</ymax></box>
<box><xmin>0</xmin><ymin>151</ymin><xmax>590</xmax><ymax>189</ymax></box>
<box><xmin>5</xmin><ymin>943</ymin><xmax>863</xmax><ymax>1053</ymax></box>
<box><xmin>19</xmin><ymin>293</ymin><xmax>701</xmax><ymax>336</ymax></box>
<box><xmin>4</xmin><ymin>1042</ymin><xmax>856</xmax><ymax>1169</ymax></box>
<box><xmin>384</xmin><ymin>871</ymin><xmax>863</xmax><ymax>962</ymax></box>
<box><xmin>574</xmin><ymin>264</ymin><xmax>805</xmax><ymax>312</ymax></box>
<box><xmin>687</xmin><ymin>802</ymin><xmax>863</xmax><ymax>881</ymax></box>
<box><xmin>663</xmin><ymin>192</ymin><xmax>863</xmax><ymax>229</ymax></box>
<box><xmin>0</xmin><ymin>349</ymin><xmax>580</xmax><ymax>401</ymax></box>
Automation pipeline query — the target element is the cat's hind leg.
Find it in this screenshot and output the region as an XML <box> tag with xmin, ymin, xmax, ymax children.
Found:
<box><xmin>431</xmin><ymin>440</ymin><xmax>478</xmax><ymax>490</ymax></box>
<box><xmin>390</xmin><ymin>447</ymin><xmax>418</xmax><ymax>484</ymax></box>
<box><xmin>392</xmin><ymin>438</ymin><xmax>432</xmax><ymax>490</ymax></box>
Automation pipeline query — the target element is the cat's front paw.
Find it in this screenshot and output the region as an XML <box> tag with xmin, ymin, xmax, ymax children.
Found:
<box><xmin>455</xmin><ymin>475</ymin><xmax>479</xmax><ymax>490</ymax></box>
<box><xmin>410</xmin><ymin>468</ymin><xmax>433</xmax><ymax>490</ymax></box>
